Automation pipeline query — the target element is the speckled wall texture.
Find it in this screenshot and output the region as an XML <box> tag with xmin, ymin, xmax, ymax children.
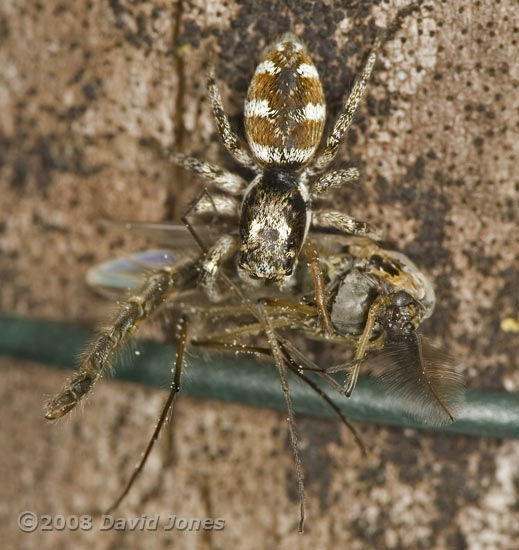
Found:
<box><xmin>1</xmin><ymin>1</ymin><xmax>518</xmax><ymax>549</ymax></box>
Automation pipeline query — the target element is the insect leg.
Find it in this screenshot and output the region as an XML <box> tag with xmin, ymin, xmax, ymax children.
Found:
<box><xmin>180</xmin><ymin>188</ymin><xmax>239</xmax><ymax>259</ymax></box>
<box><xmin>44</xmin><ymin>260</ymin><xmax>199</xmax><ymax>420</ymax></box>
<box><xmin>344</xmin><ymin>294</ymin><xmax>390</xmax><ymax>396</ymax></box>
<box><xmin>193</xmin><ymin>337</ymin><xmax>366</xmax><ymax>455</ymax></box>
<box><xmin>278</xmin><ymin>342</ymin><xmax>366</xmax><ymax>456</ymax></box>
<box><xmin>106</xmin><ymin>316</ymin><xmax>189</xmax><ymax>513</ymax></box>
<box><xmin>257</xmin><ymin>301</ymin><xmax>306</xmax><ymax>533</ymax></box>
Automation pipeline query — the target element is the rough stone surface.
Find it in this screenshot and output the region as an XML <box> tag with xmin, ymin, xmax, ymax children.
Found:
<box><xmin>1</xmin><ymin>1</ymin><xmax>518</xmax><ymax>548</ymax></box>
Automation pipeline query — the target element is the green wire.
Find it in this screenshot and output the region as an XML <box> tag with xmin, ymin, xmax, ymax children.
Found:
<box><xmin>1</xmin><ymin>314</ymin><xmax>518</xmax><ymax>439</ymax></box>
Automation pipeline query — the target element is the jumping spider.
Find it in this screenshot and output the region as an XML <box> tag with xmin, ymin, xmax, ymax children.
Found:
<box><xmin>160</xmin><ymin>32</ymin><xmax>383</xmax><ymax>330</ymax></box>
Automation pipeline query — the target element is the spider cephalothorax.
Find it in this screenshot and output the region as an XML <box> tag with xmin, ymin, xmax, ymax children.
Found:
<box><xmin>238</xmin><ymin>169</ymin><xmax>309</xmax><ymax>281</ymax></box>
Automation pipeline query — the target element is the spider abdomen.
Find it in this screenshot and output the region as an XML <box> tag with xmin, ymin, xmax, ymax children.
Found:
<box><xmin>244</xmin><ymin>34</ymin><xmax>326</xmax><ymax>168</ymax></box>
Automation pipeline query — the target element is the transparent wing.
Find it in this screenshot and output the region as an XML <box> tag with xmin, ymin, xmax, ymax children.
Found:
<box><xmin>366</xmin><ymin>333</ymin><xmax>465</xmax><ymax>425</ymax></box>
<box><xmin>100</xmin><ymin>220</ymin><xmax>219</xmax><ymax>249</ymax></box>
<box><xmin>86</xmin><ymin>249</ymin><xmax>177</xmax><ymax>299</ymax></box>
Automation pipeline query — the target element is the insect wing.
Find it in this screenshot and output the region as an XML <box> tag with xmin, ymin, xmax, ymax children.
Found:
<box><xmin>100</xmin><ymin>220</ymin><xmax>218</xmax><ymax>249</ymax></box>
<box><xmin>367</xmin><ymin>333</ymin><xmax>465</xmax><ymax>425</ymax></box>
<box><xmin>86</xmin><ymin>249</ymin><xmax>177</xmax><ymax>298</ymax></box>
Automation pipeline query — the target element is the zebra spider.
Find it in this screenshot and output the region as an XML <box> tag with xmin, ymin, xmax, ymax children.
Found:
<box><xmin>165</xmin><ymin>32</ymin><xmax>383</xmax><ymax>329</ymax></box>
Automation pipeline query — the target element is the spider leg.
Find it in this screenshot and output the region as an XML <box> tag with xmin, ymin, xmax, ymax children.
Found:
<box><xmin>164</xmin><ymin>150</ymin><xmax>248</xmax><ymax>196</ymax></box>
<box><xmin>312</xmin><ymin>209</ymin><xmax>384</xmax><ymax>241</ymax></box>
<box><xmin>310</xmin><ymin>167</ymin><xmax>359</xmax><ymax>196</ymax></box>
<box><xmin>186</xmin><ymin>189</ymin><xmax>240</xmax><ymax>220</ymax></box>
<box><xmin>207</xmin><ymin>64</ymin><xmax>259</xmax><ymax>171</ymax></box>
<box><xmin>200</xmin><ymin>234</ymin><xmax>240</xmax><ymax>302</ymax></box>
<box><xmin>44</xmin><ymin>259</ymin><xmax>200</xmax><ymax>420</ymax></box>
<box><xmin>106</xmin><ymin>317</ymin><xmax>188</xmax><ymax>513</ymax></box>
<box><xmin>307</xmin><ymin>35</ymin><xmax>383</xmax><ymax>176</ymax></box>
<box><xmin>257</xmin><ymin>301</ymin><xmax>306</xmax><ymax>533</ymax></box>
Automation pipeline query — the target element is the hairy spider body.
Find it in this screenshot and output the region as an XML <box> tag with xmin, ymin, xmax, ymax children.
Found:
<box><xmin>244</xmin><ymin>36</ymin><xmax>325</xmax><ymax>167</ymax></box>
<box><xmin>239</xmin><ymin>33</ymin><xmax>378</xmax><ymax>283</ymax></box>
<box><xmin>239</xmin><ymin>169</ymin><xmax>309</xmax><ymax>280</ymax></box>
<box><xmin>162</xmin><ymin>32</ymin><xmax>383</xmax><ymax>299</ymax></box>
<box><xmin>238</xmin><ymin>37</ymin><xmax>324</xmax><ymax>280</ymax></box>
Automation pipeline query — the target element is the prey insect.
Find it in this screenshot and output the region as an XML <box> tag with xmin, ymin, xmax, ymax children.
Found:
<box><xmin>154</xmin><ymin>31</ymin><xmax>384</xmax><ymax>332</ymax></box>
<box><xmin>197</xmin><ymin>235</ymin><xmax>465</xmax><ymax>426</ymax></box>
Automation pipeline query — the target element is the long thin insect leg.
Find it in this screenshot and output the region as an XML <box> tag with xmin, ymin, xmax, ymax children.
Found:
<box><xmin>257</xmin><ymin>301</ymin><xmax>305</xmax><ymax>533</ymax></box>
<box><xmin>106</xmin><ymin>317</ymin><xmax>189</xmax><ymax>513</ymax></box>
<box><xmin>344</xmin><ymin>295</ymin><xmax>390</xmax><ymax>396</ymax></box>
<box><xmin>278</xmin><ymin>337</ymin><xmax>345</xmax><ymax>393</ymax></box>
<box><xmin>193</xmin><ymin>338</ymin><xmax>366</xmax><ymax>455</ymax></box>
<box><xmin>278</xmin><ymin>343</ymin><xmax>366</xmax><ymax>456</ymax></box>
<box><xmin>181</xmin><ymin>188</ymin><xmax>215</xmax><ymax>253</ymax></box>
<box><xmin>192</xmin><ymin>340</ymin><xmax>271</xmax><ymax>355</ymax></box>
<box><xmin>303</xmin><ymin>240</ymin><xmax>333</xmax><ymax>335</ymax></box>
<box><xmin>44</xmin><ymin>260</ymin><xmax>199</xmax><ymax>420</ymax></box>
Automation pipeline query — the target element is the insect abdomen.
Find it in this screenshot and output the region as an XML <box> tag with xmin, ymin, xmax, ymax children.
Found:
<box><xmin>244</xmin><ymin>35</ymin><xmax>326</xmax><ymax>168</ymax></box>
